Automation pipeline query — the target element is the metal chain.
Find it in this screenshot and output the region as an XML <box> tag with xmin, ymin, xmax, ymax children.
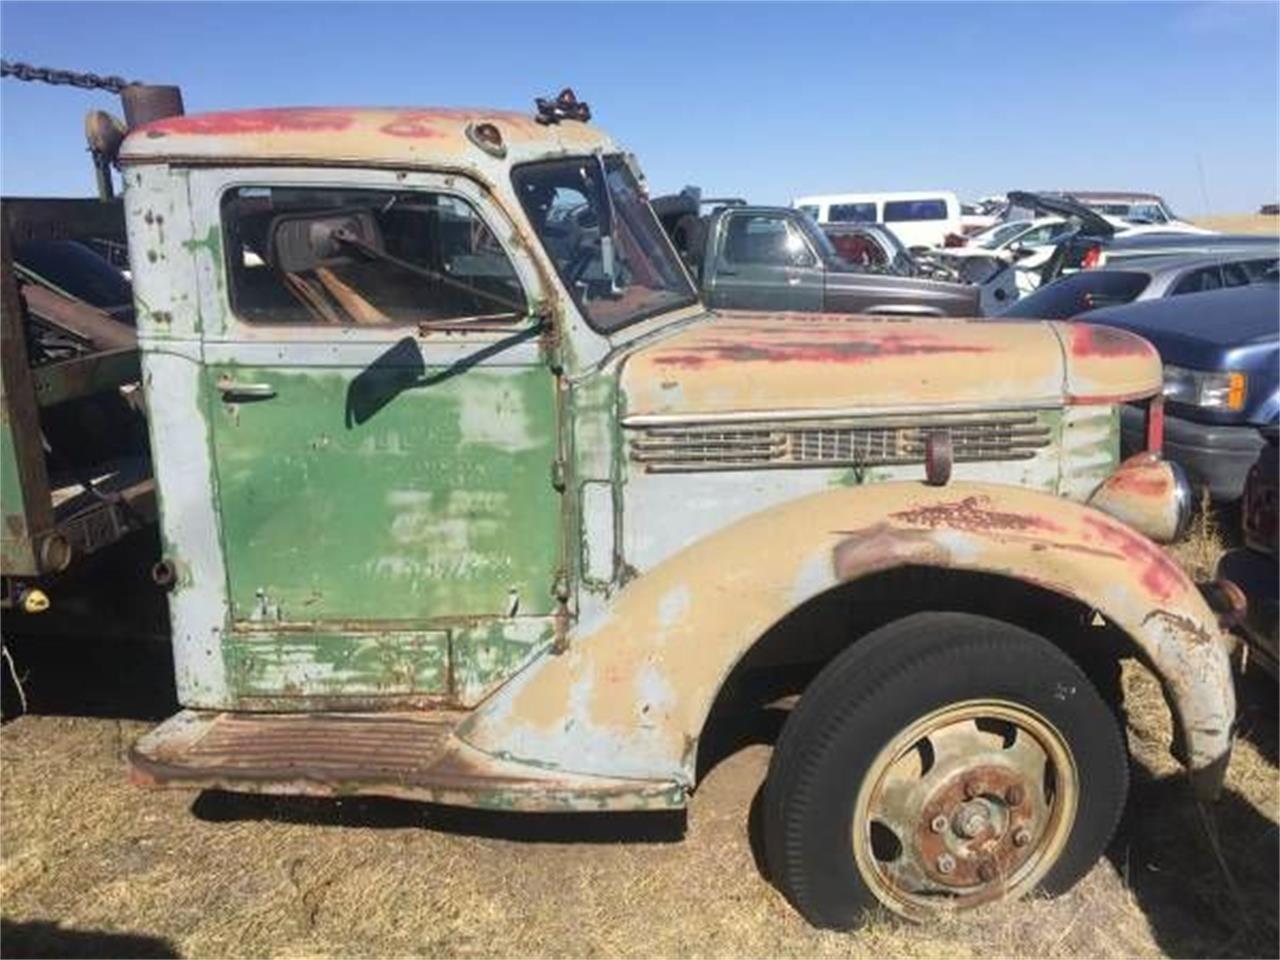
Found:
<box><xmin>1</xmin><ymin>60</ymin><xmax>137</xmax><ymax>94</ymax></box>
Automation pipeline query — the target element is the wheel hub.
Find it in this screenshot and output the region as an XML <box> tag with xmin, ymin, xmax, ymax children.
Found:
<box><xmin>852</xmin><ymin>700</ymin><xmax>1078</xmax><ymax>917</ymax></box>
<box><xmin>917</xmin><ymin>763</ymin><xmax>1037</xmax><ymax>888</ymax></box>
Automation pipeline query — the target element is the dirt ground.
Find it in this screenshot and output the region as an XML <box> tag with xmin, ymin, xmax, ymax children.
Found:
<box><xmin>1</xmin><ymin>524</ymin><xmax>1277</xmax><ymax>959</ymax></box>
<box><xmin>1194</xmin><ymin>212</ymin><xmax>1280</xmax><ymax>235</ymax></box>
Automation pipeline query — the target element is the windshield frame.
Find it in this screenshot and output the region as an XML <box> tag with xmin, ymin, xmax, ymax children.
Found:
<box><xmin>511</xmin><ymin>154</ymin><xmax>699</xmax><ymax>336</ymax></box>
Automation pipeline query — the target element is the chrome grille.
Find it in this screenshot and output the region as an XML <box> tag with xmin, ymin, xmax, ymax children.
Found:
<box><xmin>629</xmin><ymin>415</ymin><xmax>1052</xmax><ymax>473</ymax></box>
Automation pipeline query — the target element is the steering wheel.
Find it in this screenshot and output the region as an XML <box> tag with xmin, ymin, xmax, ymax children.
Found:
<box><xmin>564</xmin><ymin>228</ymin><xmax>601</xmax><ymax>286</ymax></box>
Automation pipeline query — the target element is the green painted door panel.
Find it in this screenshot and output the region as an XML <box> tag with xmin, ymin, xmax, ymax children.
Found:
<box><xmin>206</xmin><ymin>356</ymin><xmax>561</xmax><ymax>631</ymax></box>
<box><xmin>226</xmin><ymin>629</ymin><xmax>449</xmax><ymax>703</ymax></box>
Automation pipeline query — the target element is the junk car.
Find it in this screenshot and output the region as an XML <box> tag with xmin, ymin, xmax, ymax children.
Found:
<box><xmin>78</xmin><ymin>88</ymin><xmax>1243</xmax><ymax>929</ymax></box>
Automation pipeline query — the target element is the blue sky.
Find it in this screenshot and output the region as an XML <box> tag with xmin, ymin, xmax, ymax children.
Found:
<box><xmin>2</xmin><ymin>1</ymin><xmax>1276</xmax><ymax>213</ymax></box>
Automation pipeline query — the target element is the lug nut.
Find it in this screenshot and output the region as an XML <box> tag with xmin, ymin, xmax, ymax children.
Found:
<box><xmin>936</xmin><ymin>853</ymin><xmax>956</xmax><ymax>874</ymax></box>
<box><xmin>1006</xmin><ymin>784</ymin><xmax>1025</xmax><ymax>806</ymax></box>
<box><xmin>977</xmin><ymin>862</ymin><xmax>996</xmax><ymax>883</ymax></box>
<box><xmin>930</xmin><ymin>815</ymin><xmax>948</xmax><ymax>833</ymax></box>
<box><xmin>1013</xmin><ymin>827</ymin><xmax>1032</xmax><ymax>847</ymax></box>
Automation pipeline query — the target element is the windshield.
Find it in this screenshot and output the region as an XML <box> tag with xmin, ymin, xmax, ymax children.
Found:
<box><xmin>975</xmin><ymin>220</ymin><xmax>1032</xmax><ymax>250</ymax></box>
<box><xmin>513</xmin><ymin>155</ymin><xmax>698</xmax><ymax>333</ymax></box>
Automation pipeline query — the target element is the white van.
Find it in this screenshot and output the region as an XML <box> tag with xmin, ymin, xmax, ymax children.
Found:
<box><xmin>793</xmin><ymin>191</ymin><xmax>962</xmax><ymax>250</ymax></box>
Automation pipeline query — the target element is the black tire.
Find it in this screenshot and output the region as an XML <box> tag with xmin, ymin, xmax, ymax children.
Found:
<box><xmin>762</xmin><ymin>612</ymin><xmax>1128</xmax><ymax>929</ymax></box>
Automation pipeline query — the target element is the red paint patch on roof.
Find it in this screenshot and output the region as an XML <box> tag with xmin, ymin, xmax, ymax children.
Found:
<box><xmin>379</xmin><ymin>113</ymin><xmax>449</xmax><ymax>138</ymax></box>
<box><xmin>1081</xmin><ymin>514</ymin><xmax>1188</xmax><ymax>601</ymax></box>
<box><xmin>144</xmin><ymin>108</ymin><xmax>356</xmax><ymax>136</ymax></box>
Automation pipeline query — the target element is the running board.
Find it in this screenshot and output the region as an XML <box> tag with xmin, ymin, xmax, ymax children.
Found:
<box><xmin>130</xmin><ymin>710</ymin><xmax>685</xmax><ymax>812</ymax></box>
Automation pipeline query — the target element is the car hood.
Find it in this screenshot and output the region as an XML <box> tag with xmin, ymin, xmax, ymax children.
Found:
<box><xmin>1084</xmin><ymin>284</ymin><xmax>1278</xmax><ymax>369</ymax></box>
<box><xmin>1007</xmin><ymin>191</ymin><xmax>1116</xmax><ymax>238</ymax></box>
<box><xmin>619</xmin><ymin>311</ymin><xmax>1160</xmax><ymax>417</ymax></box>
<box><xmin>1084</xmin><ymin>284</ymin><xmax>1277</xmax><ymax>350</ymax></box>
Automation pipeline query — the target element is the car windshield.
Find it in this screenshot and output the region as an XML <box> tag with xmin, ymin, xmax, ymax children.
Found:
<box><xmin>975</xmin><ymin>220</ymin><xmax>1032</xmax><ymax>250</ymax></box>
<box><xmin>513</xmin><ymin>155</ymin><xmax>698</xmax><ymax>334</ymax></box>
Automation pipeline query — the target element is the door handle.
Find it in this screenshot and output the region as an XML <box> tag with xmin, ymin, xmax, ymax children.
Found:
<box><xmin>718</xmin><ymin>269</ymin><xmax>738</xmax><ymax>277</ymax></box>
<box><xmin>217</xmin><ymin>381</ymin><xmax>277</xmax><ymax>401</ymax></box>
<box><xmin>787</xmin><ymin>276</ymin><xmax>802</xmax><ymax>285</ymax></box>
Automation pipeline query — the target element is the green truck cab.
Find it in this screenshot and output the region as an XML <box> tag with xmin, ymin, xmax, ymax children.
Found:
<box><xmin>106</xmin><ymin>90</ymin><xmax>1237</xmax><ymax>928</ymax></box>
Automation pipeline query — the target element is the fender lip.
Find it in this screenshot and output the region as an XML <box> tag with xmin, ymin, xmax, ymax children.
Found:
<box><xmin>460</xmin><ymin>482</ymin><xmax>1236</xmax><ymax>795</ymax></box>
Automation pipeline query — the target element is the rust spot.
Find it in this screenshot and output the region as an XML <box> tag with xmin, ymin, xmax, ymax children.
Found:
<box><xmin>1081</xmin><ymin>515</ymin><xmax>1189</xmax><ymax>601</ymax></box>
<box><xmin>379</xmin><ymin>113</ymin><xmax>447</xmax><ymax>138</ymax></box>
<box><xmin>1141</xmin><ymin>608</ymin><xmax>1216</xmax><ymax>646</ymax></box>
<box><xmin>144</xmin><ymin>108</ymin><xmax>355</xmax><ymax>136</ymax></box>
<box><xmin>1069</xmin><ymin>324</ymin><xmax>1157</xmax><ymax>360</ymax></box>
<box><xmin>1103</xmin><ymin>470</ymin><xmax>1171</xmax><ymax>498</ymax></box>
<box><xmin>889</xmin><ymin>496</ymin><xmax>1064</xmax><ymax>535</ymax></box>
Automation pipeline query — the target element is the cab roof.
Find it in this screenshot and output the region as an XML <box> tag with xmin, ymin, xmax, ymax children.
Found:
<box><xmin>118</xmin><ymin>106</ymin><xmax>615</xmax><ymax>169</ymax></box>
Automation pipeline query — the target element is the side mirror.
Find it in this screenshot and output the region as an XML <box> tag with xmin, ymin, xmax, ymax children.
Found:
<box><xmin>267</xmin><ymin>209</ymin><xmax>384</xmax><ymax>273</ymax></box>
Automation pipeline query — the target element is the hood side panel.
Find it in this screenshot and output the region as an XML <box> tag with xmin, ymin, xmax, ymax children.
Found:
<box><xmin>621</xmin><ymin>313</ymin><xmax>1066</xmax><ymax>418</ymax></box>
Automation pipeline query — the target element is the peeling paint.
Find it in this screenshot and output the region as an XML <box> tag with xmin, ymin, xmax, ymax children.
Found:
<box><xmin>120</xmin><ymin>106</ymin><xmax>1229</xmax><ymax>815</ymax></box>
<box><xmin>461</xmin><ymin>482</ymin><xmax>1234</xmax><ymax>788</ymax></box>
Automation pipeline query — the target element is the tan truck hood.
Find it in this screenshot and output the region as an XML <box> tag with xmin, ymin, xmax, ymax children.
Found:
<box><xmin>620</xmin><ymin>312</ymin><xmax>1160</xmax><ymax>418</ymax></box>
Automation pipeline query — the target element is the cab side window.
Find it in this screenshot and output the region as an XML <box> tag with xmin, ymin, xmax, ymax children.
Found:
<box><xmin>722</xmin><ymin>214</ymin><xmax>815</xmax><ymax>268</ymax></box>
<box><xmin>1239</xmin><ymin>258</ymin><xmax>1279</xmax><ymax>282</ymax></box>
<box><xmin>222</xmin><ymin>186</ymin><xmax>526</xmax><ymax>325</ymax></box>
<box><xmin>1171</xmin><ymin>266</ymin><xmax>1224</xmax><ymax>296</ymax></box>
<box><xmin>828</xmin><ymin>203</ymin><xmax>877</xmax><ymax>224</ymax></box>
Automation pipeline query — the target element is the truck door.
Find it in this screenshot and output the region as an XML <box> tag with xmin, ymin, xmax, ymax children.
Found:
<box><xmin>185</xmin><ymin>168</ymin><xmax>562</xmax><ymax>706</ymax></box>
<box><xmin>705</xmin><ymin>210</ymin><xmax>824</xmax><ymax>312</ymax></box>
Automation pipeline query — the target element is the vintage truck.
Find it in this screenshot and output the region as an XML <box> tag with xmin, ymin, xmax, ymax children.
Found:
<box><xmin>77</xmin><ymin>86</ymin><xmax>1240</xmax><ymax>929</ymax></box>
<box><xmin>651</xmin><ymin>191</ymin><xmax>1017</xmax><ymax>316</ymax></box>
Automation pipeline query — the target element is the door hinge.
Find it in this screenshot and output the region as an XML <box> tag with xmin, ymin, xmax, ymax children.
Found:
<box><xmin>551</xmin><ymin>570</ymin><xmax>571</xmax><ymax>603</ymax></box>
<box><xmin>551</xmin><ymin>458</ymin><xmax>567</xmax><ymax>491</ymax></box>
<box><xmin>551</xmin><ymin>570</ymin><xmax>572</xmax><ymax>654</ymax></box>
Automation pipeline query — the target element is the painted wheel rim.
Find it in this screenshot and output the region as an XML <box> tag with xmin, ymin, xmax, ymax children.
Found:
<box><xmin>851</xmin><ymin>699</ymin><xmax>1078</xmax><ymax>918</ymax></box>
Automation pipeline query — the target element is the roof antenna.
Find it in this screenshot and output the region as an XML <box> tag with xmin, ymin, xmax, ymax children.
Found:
<box><xmin>1194</xmin><ymin>154</ymin><xmax>1212</xmax><ymax>219</ymax></box>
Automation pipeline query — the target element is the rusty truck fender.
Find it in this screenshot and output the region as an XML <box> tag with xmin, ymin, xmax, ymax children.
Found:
<box><xmin>458</xmin><ymin>481</ymin><xmax>1234</xmax><ymax>797</ymax></box>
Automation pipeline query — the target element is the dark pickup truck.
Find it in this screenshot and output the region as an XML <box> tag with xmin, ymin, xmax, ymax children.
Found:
<box><xmin>1082</xmin><ymin>282</ymin><xmax>1278</xmax><ymax>502</ymax></box>
<box><xmin>652</xmin><ymin>195</ymin><xmax>986</xmax><ymax>317</ymax></box>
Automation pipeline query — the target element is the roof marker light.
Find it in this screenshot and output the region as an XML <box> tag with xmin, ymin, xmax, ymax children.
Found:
<box><xmin>466</xmin><ymin>121</ymin><xmax>506</xmax><ymax>159</ymax></box>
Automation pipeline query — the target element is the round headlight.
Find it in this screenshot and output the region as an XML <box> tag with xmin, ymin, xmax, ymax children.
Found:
<box><xmin>1169</xmin><ymin>459</ymin><xmax>1194</xmax><ymax>543</ymax></box>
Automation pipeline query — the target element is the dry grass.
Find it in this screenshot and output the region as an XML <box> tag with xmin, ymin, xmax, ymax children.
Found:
<box><xmin>1167</xmin><ymin>491</ymin><xmax>1230</xmax><ymax>582</ymax></box>
<box><xmin>1</xmin><ymin>523</ymin><xmax>1276</xmax><ymax>959</ymax></box>
<box><xmin>1193</xmin><ymin>213</ymin><xmax>1280</xmax><ymax>236</ymax></box>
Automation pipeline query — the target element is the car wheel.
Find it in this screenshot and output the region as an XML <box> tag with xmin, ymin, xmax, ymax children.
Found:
<box><xmin>762</xmin><ymin>612</ymin><xmax>1128</xmax><ymax>928</ymax></box>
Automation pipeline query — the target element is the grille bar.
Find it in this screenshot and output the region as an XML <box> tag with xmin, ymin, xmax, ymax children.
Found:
<box><xmin>630</xmin><ymin>415</ymin><xmax>1051</xmax><ymax>473</ymax></box>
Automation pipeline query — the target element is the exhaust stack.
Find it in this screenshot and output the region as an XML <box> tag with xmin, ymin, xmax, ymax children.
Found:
<box><xmin>122</xmin><ymin>84</ymin><xmax>185</xmax><ymax>129</ymax></box>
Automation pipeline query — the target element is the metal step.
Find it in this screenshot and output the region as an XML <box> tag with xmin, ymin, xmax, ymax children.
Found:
<box><xmin>130</xmin><ymin>709</ymin><xmax>684</xmax><ymax>812</ymax></box>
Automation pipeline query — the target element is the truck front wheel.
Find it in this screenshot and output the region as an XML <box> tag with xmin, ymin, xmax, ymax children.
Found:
<box><xmin>762</xmin><ymin>612</ymin><xmax>1128</xmax><ymax>928</ymax></box>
